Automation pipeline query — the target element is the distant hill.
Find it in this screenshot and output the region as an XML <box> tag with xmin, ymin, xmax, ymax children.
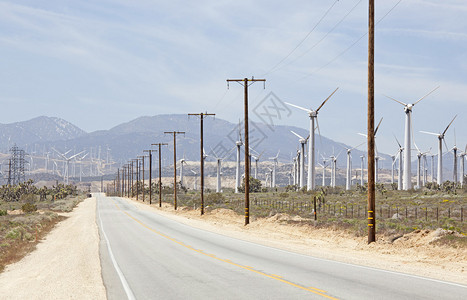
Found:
<box><xmin>0</xmin><ymin>116</ymin><xmax>86</xmax><ymax>152</ymax></box>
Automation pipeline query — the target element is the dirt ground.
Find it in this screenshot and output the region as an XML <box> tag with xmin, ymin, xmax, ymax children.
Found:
<box><xmin>130</xmin><ymin>198</ymin><xmax>467</xmax><ymax>285</ymax></box>
<box><xmin>0</xmin><ymin>197</ymin><xmax>106</xmax><ymax>299</ymax></box>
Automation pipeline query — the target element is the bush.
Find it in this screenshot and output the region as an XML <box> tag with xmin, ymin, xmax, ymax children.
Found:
<box><xmin>21</xmin><ymin>203</ymin><xmax>37</xmax><ymax>213</ymax></box>
<box><xmin>0</xmin><ymin>209</ymin><xmax>7</xmax><ymax>216</ymax></box>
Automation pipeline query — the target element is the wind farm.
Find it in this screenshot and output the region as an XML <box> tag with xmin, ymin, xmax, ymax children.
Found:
<box><xmin>0</xmin><ymin>1</ymin><xmax>466</xmax><ymax>298</ymax></box>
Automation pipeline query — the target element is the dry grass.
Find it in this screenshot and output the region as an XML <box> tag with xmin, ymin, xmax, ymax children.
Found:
<box><xmin>0</xmin><ymin>195</ymin><xmax>85</xmax><ymax>273</ymax></box>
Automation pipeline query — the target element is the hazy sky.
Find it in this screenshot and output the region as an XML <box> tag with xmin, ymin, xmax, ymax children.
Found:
<box><xmin>0</xmin><ymin>0</ymin><xmax>466</xmax><ymax>156</ymax></box>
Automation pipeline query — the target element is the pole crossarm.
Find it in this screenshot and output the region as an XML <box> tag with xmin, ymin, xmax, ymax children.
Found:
<box><xmin>188</xmin><ymin>112</ymin><xmax>216</xmax><ymax>215</ymax></box>
<box><xmin>226</xmin><ymin>77</ymin><xmax>266</xmax><ymax>225</ymax></box>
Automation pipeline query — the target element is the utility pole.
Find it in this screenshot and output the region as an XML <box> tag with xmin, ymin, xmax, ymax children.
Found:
<box><xmin>138</xmin><ymin>155</ymin><xmax>145</xmax><ymax>202</ymax></box>
<box><xmin>101</xmin><ymin>176</ymin><xmax>103</xmax><ymax>193</ymax></box>
<box><xmin>144</xmin><ymin>150</ymin><xmax>156</xmax><ymax>204</ymax></box>
<box><xmin>153</xmin><ymin>143</ymin><xmax>168</xmax><ymax>207</ymax></box>
<box><xmin>227</xmin><ymin>77</ymin><xmax>266</xmax><ymax>225</ymax></box>
<box><xmin>164</xmin><ymin>132</ymin><xmax>185</xmax><ymax>210</ymax></box>
<box><xmin>188</xmin><ymin>112</ymin><xmax>215</xmax><ymax>215</ymax></box>
<box><xmin>367</xmin><ymin>0</ymin><xmax>376</xmax><ymax>243</ymax></box>
<box><xmin>133</xmin><ymin>159</ymin><xmax>139</xmax><ymax>201</ymax></box>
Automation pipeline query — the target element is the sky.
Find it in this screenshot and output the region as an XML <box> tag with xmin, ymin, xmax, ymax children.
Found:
<box><xmin>0</xmin><ymin>0</ymin><xmax>466</xmax><ymax>157</ymax></box>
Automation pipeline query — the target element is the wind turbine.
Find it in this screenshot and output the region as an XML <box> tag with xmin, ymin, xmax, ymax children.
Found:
<box><xmin>358</xmin><ymin>118</ymin><xmax>383</xmax><ymax>183</ymax></box>
<box><xmin>267</xmin><ymin>168</ymin><xmax>273</xmax><ymax>188</ymax></box>
<box><xmin>190</xmin><ymin>170</ymin><xmax>198</xmax><ymax>190</ymax></box>
<box><xmin>285</xmin><ymin>87</ymin><xmax>339</xmax><ymax>191</ymax></box>
<box><xmin>450</xmin><ymin>131</ymin><xmax>459</xmax><ymax>184</ymax></box>
<box><xmin>344</xmin><ymin>142</ymin><xmax>365</xmax><ymax>190</ymax></box>
<box><xmin>360</xmin><ymin>155</ymin><xmax>365</xmax><ymax>186</ymax></box>
<box><xmin>459</xmin><ymin>145</ymin><xmax>466</xmax><ymax>188</ymax></box>
<box><xmin>269</xmin><ymin>150</ymin><xmax>280</xmax><ymax>188</ymax></box>
<box><xmin>250</xmin><ymin>149</ymin><xmax>264</xmax><ymax>179</ymax></box>
<box><xmin>235</xmin><ymin>125</ymin><xmax>243</xmax><ymax>193</ymax></box>
<box><xmin>210</xmin><ymin>147</ymin><xmax>234</xmax><ymax>193</ymax></box>
<box><xmin>420</xmin><ymin>115</ymin><xmax>457</xmax><ymax>185</ymax></box>
<box><xmin>290</xmin><ymin>131</ymin><xmax>309</xmax><ymax>189</ymax></box>
<box><xmin>414</xmin><ymin>143</ymin><xmax>430</xmax><ymax>189</ymax></box>
<box><xmin>394</xmin><ymin>136</ymin><xmax>404</xmax><ymax>190</ymax></box>
<box><xmin>385</xmin><ymin>86</ymin><xmax>439</xmax><ymax>190</ymax></box>
<box><xmin>53</xmin><ymin>148</ymin><xmax>84</xmax><ymax>184</ymax></box>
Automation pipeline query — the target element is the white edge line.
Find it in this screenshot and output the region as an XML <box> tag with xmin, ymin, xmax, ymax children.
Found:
<box><xmin>119</xmin><ymin>197</ymin><xmax>467</xmax><ymax>290</ymax></box>
<box><xmin>97</xmin><ymin>197</ymin><xmax>136</xmax><ymax>300</ymax></box>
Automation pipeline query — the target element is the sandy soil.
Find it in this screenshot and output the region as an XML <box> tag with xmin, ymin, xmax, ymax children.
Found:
<box><xmin>0</xmin><ymin>197</ymin><xmax>106</xmax><ymax>299</ymax></box>
<box><xmin>130</xmin><ymin>198</ymin><xmax>467</xmax><ymax>285</ymax></box>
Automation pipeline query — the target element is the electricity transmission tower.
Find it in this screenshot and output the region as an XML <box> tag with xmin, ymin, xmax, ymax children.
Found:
<box><xmin>7</xmin><ymin>145</ymin><xmax>27</xmax><ymax>185</ymax></box>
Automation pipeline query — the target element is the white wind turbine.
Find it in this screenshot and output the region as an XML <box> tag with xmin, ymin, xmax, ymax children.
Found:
<box><xmin>385</xmin><ymin>87</ymin><xmax>439</xmax><ymax>190</ymax></box>
<box><xmin>450</xmin><ymin>131</ymin><xmax>459</xmax><ymax>184</ymax></box>
<box><xmin>250</xmin><ymin>149</ymin><xmax>264</xmax><ymax>179</ymax></box>
<box><xmin>394</xmin><ymin>136</ymin><xmax>404</xmax><ymax>190</ymax></box>
<box><xmin>285</xmin><ymin>88</ymin><xmax>339</xmax><ymax>191</ymax></box>
<box><xmin>290</xmin><ymin>131</ymin><xmax>309</xmax><ymax>189</ymax></box>
<box><xmin>235</xmin><ymin>126</ymin><xmax>243</xmax><ymax>193</ymax></box>
<box><xmin>269</xmin><ymin>150</ymin><xmax>280</xmax><ymax>188</ymax></box>
<box><xmin>414</xmin><ymin>143</ymin><xmax>430</xmax><ymax>189</ymax></box>
<box><xmin>420</xmin><ymin>115</ymin><xmax>457</xmax><ymax>185</ymax></box>
<box><xmin>210</xmin><ymin>147</ymin><xmax>234</xmax><ymax>193</ymax></box>
<box><xmin>267</xmin><ymin>168</ymin><xmax>273</xmax><ymax>188</ymax></box>
<box><xmin>344</xmin><ymin>142</ymin><xmax>365</xmax><ymax>190</ymax></box>
<box><xmin>319</xmin><ymin>155</ymin><xmax>329</xmax><ymax>186</ymax></box>
<box><xmin>190</xmin><ymin>170</ymin><xmax>198</xmax><ymax>190</ymax></box>
<box><xmin>360</xmin><ymin>155</ymin><xmax>365</xmax><ymax>186</ymax></box>
<box><xmin>52</xmin><ymin>148</ymin><xmax>85</xmax><ymax>184</ymax></box>
<box><xmin>358</xmin><ymin>118</ymin><xmax>383</xmax><ymax>183</ymax></box>
<box><xmin>459</xmin><ymin>145</ymin><xmax>466</xmax><ymax>188</ymax></box>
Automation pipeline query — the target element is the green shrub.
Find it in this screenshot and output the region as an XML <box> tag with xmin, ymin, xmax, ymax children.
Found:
<box><xmin>0</xmin><ymin>209</ymin><xmax>7</xmax><ymax>216</ymax></box>
<box><xmin>21</xmin><ymin>203</ymin><xmax>37</xmax><ymax>213</ymax></box>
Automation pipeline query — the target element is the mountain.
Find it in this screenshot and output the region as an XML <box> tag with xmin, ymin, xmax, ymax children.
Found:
<box><xmin>44</xmin><ymin>114</ymin><xmax>379</xmax><ymax>168</ymax></box>
<box><xmin>0</xmin><ymin>116</ymin><xmax>86</xmax><ymax>152</ymax></box>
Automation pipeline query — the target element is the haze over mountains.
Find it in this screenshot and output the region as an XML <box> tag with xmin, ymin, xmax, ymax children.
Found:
<box><xmin>0</xmin><ymin>115</ymin><xmax>381</xmax><ymax>170</ymax></box>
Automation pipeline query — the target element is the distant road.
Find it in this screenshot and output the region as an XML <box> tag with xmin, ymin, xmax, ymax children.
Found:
<box><xmin>97</xmin><ymin>195</ymin><xmax>467</xmax><ymax>299</ymax></box>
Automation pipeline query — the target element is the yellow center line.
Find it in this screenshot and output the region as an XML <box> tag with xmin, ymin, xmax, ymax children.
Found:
<box><xmin>110</xmin><ymin>199</ymin><xmax>337</xmax><ymax>300</ymax></box>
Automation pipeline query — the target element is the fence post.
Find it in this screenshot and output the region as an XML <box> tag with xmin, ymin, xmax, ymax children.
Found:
<box><xmin>436</xmin><ymin>207</ymin><xmax>438</xmax><ymax>222</ymax></box>
<box><xmin>461</xmin><ymin>207</ymin><xmax>464</xmax><ymax>222</ymax></box>
<box><xmin>425</xmin><ymin>207</ymin><xmax>428</xmax><ymax>221</ymax></box>
<box><xmin>314</xmin><ymin>196</ymin><xmax>317</xmax><ymax>221</ymax></box>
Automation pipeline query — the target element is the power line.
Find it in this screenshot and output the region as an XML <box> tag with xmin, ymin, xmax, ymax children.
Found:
<box><xmin>263</xmin><ymin>0</ymin><xmax>340</xmax><ymax>76</ymax></box>
<box><xmin>296</xmin><ymin>0</ymin><xmax>403</xmax><ymax>83</ymax></box>
<box><xmin>275</xmin><ymin>0</ymin><xmax>363</xmax><ymax>73</ymax></box>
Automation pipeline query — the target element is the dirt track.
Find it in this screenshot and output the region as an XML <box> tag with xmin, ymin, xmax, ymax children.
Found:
<box><xmin>0</xmin><ymin>197</ymin><xmax>106</xmax><ymax>299</ymax></box>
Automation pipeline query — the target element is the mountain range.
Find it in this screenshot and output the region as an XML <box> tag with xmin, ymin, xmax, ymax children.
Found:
<box><xmin>0</xmin><ymin>115</ymin><xmax>379</xmax><ymax>170</ymax></box>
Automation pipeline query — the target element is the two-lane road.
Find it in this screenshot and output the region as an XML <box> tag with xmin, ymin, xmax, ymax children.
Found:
<box><xmin>97</xmin><ymin>194</ymin><xmax>467</xmax><ymax>299</ymax></box>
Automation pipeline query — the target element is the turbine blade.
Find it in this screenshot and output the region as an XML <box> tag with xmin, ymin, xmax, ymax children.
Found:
<box><xmin>374</xmin><ymin>117</ymin><xmax>383</xmax><ymax>136</ymax></box>
<box><xmin>358</xmin><ymin>133</ymin><xmax>368</xmax><ymax>138</ymax></box>
<box><xmin>316</xmin><ymin>87</ymin><xmax>339</xmax><ymax>112</ymax></box>
<box><xmin>414</xmin><ymin>142</ymin><xmax>421</xmax><ymax>154</ymax></box>
<box><xmin>420</xmin><ymin>130</ymin><xmax>439</xmax><ymax>136</ymax></box>
<box><xmin>284</xmin><ymin>102</ymin><xmax>311</xmax><ymax>113</ymax></box>
<box><xmin>393</xmin><ymin>134</ymin><xmax>402</xmax><ymax>148</ymax></box>
<box><xmin>385</xmin><ymin>95</ymin><xmax>407</xmax><ymax>106</ymax></box>
<box><xmin>290</xmin><ymin>130</ymin><xmax>305</xmax><ymax>140</ymax></box>
<box><xmin>350</xmin><ymin>141</ymin><xmax>366</xmax><ymax>151</ymax></box>
<box><xmin>316</xmin><ymin>118</ymin><xmax>322</xmax><ymax>146</ymax></box>
<box><xmin>442</xmin><ymin>115</ymin><xmax>457</xmax><ymax>136</ymax></box>
<box><xmin>413</xmin><ymin>86</ymin><xmax>440</xmax><ymax>105</ymax></box>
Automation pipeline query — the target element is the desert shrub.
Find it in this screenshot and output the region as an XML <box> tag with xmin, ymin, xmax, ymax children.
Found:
<box><xmin>206</xmin><ymin>193</ymin><xmax>225</xmax><ymax>204</ymax></box>
<box><xmin>20</xmin><ymin>193</ymin><xmax>37</xmax><ymax>203</ymax></box>
<box><xmin>0</xmin><ymin>209</ymin><xmax>7</xmax><ymax>216</ymax></box>
<box><xmin>21</xmin><ymin>203</ymin><xmax>37</xmax><ymax>213</ymax></box>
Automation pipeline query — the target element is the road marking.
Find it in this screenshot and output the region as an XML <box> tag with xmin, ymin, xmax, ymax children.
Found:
<box><xmin>110</xmin><ymin>198</ymin><xmax>337</xmax><ymax>299</ymax></box>
<box><xmin>98</xmin><ymin>198</ymin><xmax>136</xmax><ymax>300</ymax></box>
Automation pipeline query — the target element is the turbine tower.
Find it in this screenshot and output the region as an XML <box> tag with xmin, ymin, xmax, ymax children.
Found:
<box><xmin>285</xmin><ymin>87</ymin><xmax>339</xmax><ymax>191</ymax></box>
<box><xmin>344</xmin><ymin>142</ymin><xmax>364</xmax><ymax>190</ymax></box>
<box><xmin>394</xmin><ymin>136</ymin><xmax>404</xmax><ymax>190</ymax></box>
<box><xmin>190</xmin><ymin>170</ymin><xmax>198</xmax><ymax>190</ymax></box>
<box><xmin>291</xmin><ymin>131</ymin><xmax>308</xmax><ymax>189</ymax></box>
<box><xmin>385</xmin><ymin>87</ymin><xmax>439</xmax><ymax>190</ymax></box>
<box><xmin>420</xmin><ymin>115</ymin><xmax>456</xmax><ymax>185</ymax></box>
<box><xmin>269</xmin><ymin>150</ymin><xmax>280</xmax><ymax>188</ymax></box>
<box><xmin>459</xmin><ymin>145</ymin><xmax>466</xmax><ymax>188</ymax></box>
<box><xmin>235</xmin><ymin>125</ymin><xmax>243</xmax><ymax>193</ymax></box>
<box><xmin>414</xmin><ymin>144</ymin><xmax>430</xmax><ymax>189</ymax></box>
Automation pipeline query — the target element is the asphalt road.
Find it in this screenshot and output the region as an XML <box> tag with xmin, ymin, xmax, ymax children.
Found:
<box><xmin>96</xmin><ymin>194</ymin><xmax>467</xmax><ymax>299</ymax></box>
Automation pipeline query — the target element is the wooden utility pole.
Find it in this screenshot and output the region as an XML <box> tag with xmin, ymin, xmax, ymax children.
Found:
<box><xmin>164</xmin><ymin>132</ymin><xmax>185</xmax><ymax>210</ymax></box>
<box><xmin>227</xmin><ymin>77</ymin><xmax>265</xmax><ymax>225</ymax></box>
<box><xmin>143</xmin><ymin>150</ymin><xmax>156</xmax><ymax>204</ymax></box>
<box><xmin>367</xmin><ymin>0</ymin><xmax>376</xmax><ymax>243</ymax></box>
<box><xmin>152</xmin><ymin>143</ymin><xmax>168</xmax><ymax>207</ymax></box>
<box><xmin>188</xmin><ymin>112</ymin><xmax>215</xmax><ymax>215</ymax></box>
<box><xmin>138</xmin><ymin>156</ymin><xmax>146</xmax><ymax>202</ymax></box>
<box><xmin>133</xmin><ymin>159</ymin><xmax>140</xmax><ymax>201</ymax></box>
